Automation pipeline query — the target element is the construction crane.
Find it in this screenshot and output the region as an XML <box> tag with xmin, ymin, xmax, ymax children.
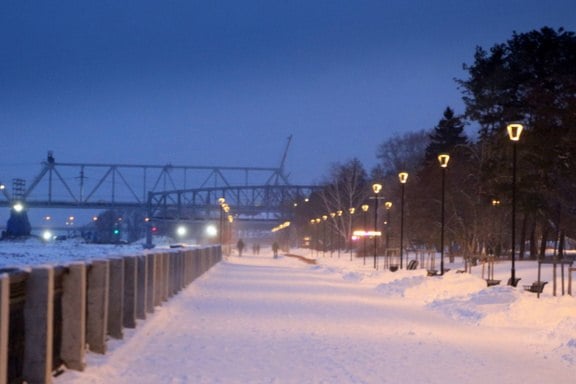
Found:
<box><xmin>267</xmin><ymin>135</ymin><xmax>292</xmax><ymax>186</ymax></box>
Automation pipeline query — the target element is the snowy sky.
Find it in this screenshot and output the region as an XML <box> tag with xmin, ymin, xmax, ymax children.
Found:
<box><xmin>1</xmin><ymin>1</ymin><xmax>575</xmax><ymax>186</ymax></box>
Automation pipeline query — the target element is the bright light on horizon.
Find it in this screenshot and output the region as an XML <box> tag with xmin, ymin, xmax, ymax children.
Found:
<box><xmin>13</xmin><ymin>202</ymin><xmax>24</xmax><ymax>212</ymax></box>
<box><xmin>205</xmin><ymin>224</ymin><xmax>218</xmax><ymax>237</ymax></box>
<box><xmin>176</xmin><ymin>225</ymin><xmax>187</xmax><ymax>237</ymax></box>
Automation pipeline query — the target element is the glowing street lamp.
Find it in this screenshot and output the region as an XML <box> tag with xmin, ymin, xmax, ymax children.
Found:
<box><xmin>507</xmin><ymin>122</ymin><xmax>523</xmax><ymax>286</ymax></box>
<box><xmin>218</xmin><ymin>197</ymin><xmax>226</xmax><ymax>245</ymax></box>
<box><xmin>438</xmin><ymin>154</ymin><xmax>450</xmax><ymax>275</ymax></box>
<box><xmin>322</xmin><ymin>215</ymin><xmax>328</xmax><ymax>257</ymax></box>
<box><xmin>384</xmin><ymin>201</ymin><xmax>392</xmax><ymax>268</ymax></box>
<box><xmin>372</xmin><ymin>183</ymin><xmax>382</xmax><ymax>269</ymax></box>
<box><xmin>336</xmin><ymin>210</ymin><xmax>343</xmax><ymax>258</ymax></box>
<box><xmin>398</xmin><ymin>172</ymin><xmax>408</xmax><ymax>269</ymax></box>
<box><xmin>361</xmin><ymin>204</ymin><xmax>369</xmax><ymax>265</ymax></box>
<box><xmin>330</xmin><ymin>212</ymin><xmax>336</xmax><ymax>257</ymax></box>
<box><xmin>348</xmin><ymin>207</ymin><xmax>355</xmax><ymax>260</ymax></box>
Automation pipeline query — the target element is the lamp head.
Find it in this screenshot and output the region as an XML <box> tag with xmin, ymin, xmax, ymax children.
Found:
<box><xmin>361</xmin><ymin>204</ymin><xmax>369</xmax><ymax>212</ymax></box>
<box><xmin>398</xmin><ymin>172</ymin><xmax>408</xmax><ymax>184</ymax></box>
<box><xmin>372</xmin><ymin>183</ymin><xmax>382</xmax><ymax>194</ymax></box>
<box><xmin>507</xmin><ymin>123</ymin><xmax>523</xmax><ymax>141</ymax></box>
<box><xmin>438</xmin><ymin>154</ymin><xmax>450</xmax><ymax>168</ymax></box>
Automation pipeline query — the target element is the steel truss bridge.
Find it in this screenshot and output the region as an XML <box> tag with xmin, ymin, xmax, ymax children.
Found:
<box><xmin>147</xmin><ymin>185</ymin><xmax>318</xmax><ymax>222</ymax></box>
<box><xmin>0</xmin><ymin>152</ymin><xmax>319</xmax><ymax>224</ymax></box>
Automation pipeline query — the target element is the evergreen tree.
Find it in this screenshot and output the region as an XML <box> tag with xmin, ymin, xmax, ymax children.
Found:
<box><xmin>424</xmin><ymin>107</ymin><xmax>467</xmax><ymax>161</ymax></box>
<box><xmin>457</xmin><ymin>27</ymin><xmax>576</xmax><ymax>240</ymax></box>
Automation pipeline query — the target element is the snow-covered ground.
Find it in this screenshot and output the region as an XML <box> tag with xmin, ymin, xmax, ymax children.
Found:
<box><xmin>1</xmin><ymin>239</ymin><xmax>575</xmax><ymax>383</ymax></box>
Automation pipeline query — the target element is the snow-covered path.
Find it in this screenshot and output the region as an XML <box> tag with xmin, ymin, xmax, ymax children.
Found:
<box><xmin>55</xmin><ymin>252</ymin><xmax>574</xmax><ymax>384</ymax></box>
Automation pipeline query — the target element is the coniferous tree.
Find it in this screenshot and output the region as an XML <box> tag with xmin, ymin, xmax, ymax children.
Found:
<box><xmin>425</xmin><ymin>107</ymin><xmax>467</xmax><ymax>161</ymax></box>
<box><xmin>458</xmin><ymin>26</ymin><xmax>576</xmax><ymax>242</ymax></box>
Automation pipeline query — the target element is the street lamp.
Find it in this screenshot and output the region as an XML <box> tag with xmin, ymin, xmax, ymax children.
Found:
<box><xmin>361</xmin><ymin>204</ymin><xmax>369</xmax><ymax>265</ymax></box>
<box><xmin>218</xmin><ymin>198</ymin><xmax>226</xmax><ymax>245</ymax></box>
<box><xmin>398</xmin><ymin>172</ymin><xmax>408</xmax><ymax>269</ymax></box>
<box><xmin>322</xmin><ymin>215</ymin><xmax>328</xmax><ymax>257</ymax></box>
<box><xmin>330</xmin><ymin>212</ymin><xmax>336</xmax><ymax>257</ymax></box>
<box><xmin>438</xmin><ymin>154</ymin><xmax>450</xmax><ymax>275</ymax></box>
<box><xmin>507</xmin><ymin>122</ymin><xmax>523</xmax><ymax>286</ymax></box>
<box><xmin>337</xmin><ymin>210</ymin><xmax>343</xmax><ymax>258</ymax></box>
<box><xmin>384</xmin><ymin>201</ymin><xmax>392</xmax><ymax>268</ymax></box>
<box><xmin>348</xmin><ymin>208</ymin><xmax>355</xmax><ymax>261</ymax></box>
<box><xmin>372</xmin><ymin>183</ymin><xmax>382</xmax><ymax>269</ymax></box>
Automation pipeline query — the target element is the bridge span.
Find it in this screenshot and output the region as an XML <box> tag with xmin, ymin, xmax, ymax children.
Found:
<box><xmin>1</xmin><ymin>152</ymin><xmax>321</xmax><ymax>239</ymax></box>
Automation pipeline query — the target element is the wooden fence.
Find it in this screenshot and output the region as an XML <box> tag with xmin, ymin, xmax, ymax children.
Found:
<box><xmin>0</xmin><ymin>245</ymin><xmax>222</xmax><ymax>384</ymax></box>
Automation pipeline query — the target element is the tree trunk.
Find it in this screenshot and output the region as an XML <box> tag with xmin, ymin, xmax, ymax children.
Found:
<box><xmin>518</xmin><ymin>212</ymin><xmax>528</xmax><ymax>260</ymax></box>
<box><xmin>539</xmin><ymin>224</ymin><xmax>549</xmax><ymax>260</ymax></box>
<box><xmin>558</xmin><ymin>230</ymin><xmax>565</xmax><ymax>259</ymax></box>
<box><xmin>529</xmin><ymin>221</ymin><xmax>537</xmax><ymax>260</ymax></box>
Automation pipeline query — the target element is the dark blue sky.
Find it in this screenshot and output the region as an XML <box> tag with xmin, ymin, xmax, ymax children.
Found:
<box><xmin>2</xmin><ymin>0</ymin><xmax>575</xmax><ymax>186</ymax></box>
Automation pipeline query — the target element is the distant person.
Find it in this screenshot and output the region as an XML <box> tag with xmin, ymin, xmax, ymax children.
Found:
<box><xmin>272</xmin><ymin>241</ymin><xmax>280</xmax><ymax>258</ymax></box>
<box><xmin>237</xmin><ymin>239</ymin><xmax>245</xmax><ymax>257</ymax></box>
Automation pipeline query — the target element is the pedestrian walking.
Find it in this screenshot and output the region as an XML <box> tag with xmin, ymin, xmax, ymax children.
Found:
<box><xmin>272</xmin><ymin>241</ymin><xmax>279</xmax><ymax>258</ymax></box>
<box><xmin>237</xmin><ymin>239</ymin><xmax>245</xmax><ymax>257</ymax></box>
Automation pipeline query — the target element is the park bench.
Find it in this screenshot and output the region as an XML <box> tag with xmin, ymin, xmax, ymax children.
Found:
<box><xmin>406</xmin><ymin>260</ymin><xmax>418</xmax><ymax>270</ymax></box>
<box><xmin>523</xmin><ymin>281</ymin><xmax>547</xmax><ymax>293</ymax></box>
<box><xmin>427</xmin><ymin>268</ymin><xmax>450</xmax><ymax>276</ymax></box>
<box><xmin>485</xmin><ymin>279</ymin><xmax>501</xmax><ymax>287</ymax></box>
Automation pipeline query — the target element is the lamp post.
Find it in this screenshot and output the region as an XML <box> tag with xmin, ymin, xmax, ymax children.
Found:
<box><xmin>337</xmin><ymin>210</ymin><xmax>343</xmax><ymax>258</ymax></box>
<box><xmin>438</xmin><ymin>154</ymin><xmax>450</xmax><ymax>275</ymax></box>
<box><xmin>372</xmin><ymin>183</ymin><xmax>382</xmax><ymax>269</ymax></box>
<box><xmin>384</xmin><ymin>201</ymin><xmax>392</xmax><ymax>268</ymax></box>
<box><xmin>218</xmin><ymin>198</ymin><xmax>226</xmax><ymax>245</ymax></box>
<box><xmin>322</xmin><ymin>215</ymin><xmax>328</xmax><ymax>257</ymax></box>
<box><xmin>330</xmin><ymin>212</ymin><xmax>336</xmax><ymax>257</ymax></box>
<box><xmin>361</xmin><ymin>204</ymin><xmax>369</xmax><ymax>265</ymax></box>
<box><xmin>314</xmin><ymin>218</ymin><xmax>321</xmax><ymax>257</ymax></box>
<box><xmin>309</xmin><ymin>219</ymin><xmax>315</xmax><ymax>256</ymax></box>
<box><xmin>491</xmin><ymin>199</ymin><xmax>501</xmax><ymax>257</ymax></box>
<box><xmin>348</xmin><ymin>207</ymin><xmax>355</xmax><ymax>261</ymax></box>
<box><xmin>507</xmin><ymin>122</ymin><xmax>523</xmax><ymax>286</ymax></box>
<box><xmin>398</xmin><ymin>172</ymin><xmax>408</xmax><ymax>269</ymax></box>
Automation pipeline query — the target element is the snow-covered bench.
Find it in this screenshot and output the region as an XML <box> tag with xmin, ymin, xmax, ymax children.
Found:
<box><xmin>485</xmin><ymin>279</ymin><xmax>501</xmax><ymax>287</ymax></box>
<box><xmin>523</xmin><ymin>281</ymin><xmax>547</xmax><ymax>293</ymax></box>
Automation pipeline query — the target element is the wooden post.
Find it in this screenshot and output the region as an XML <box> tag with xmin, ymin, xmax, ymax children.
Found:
<box><xmin>60</xmin><ymin>262</ymin><xmax>87</xmax><ymax>371</ymax></box>
<box><xmin>136</xmin><ymin>255</ymin><xmax>147</xmax><ymax>320</ymax></box>
<box><xmin>146</xmin><ymin>253</ymin><xmax>156</xmax><ymax>313</ymax></box>
<box><xmin>86</xmin><ymin>259</ymin><xmax>109</xmax><ymax>354</ymax></box>
<box><xmin>23</xmin><ymin>266</ymin><xmax>54</xmax><ymax>384</ymax></box>
<box><xmin>107</xmin><ymin>258</ymin><xmax>124</xmax><ymax>340</ymax></box>
<box><xmin>0</xmin><ymin>274</ymin><xmax>9</xmax><ymax>384</ymax></box>
<box><xmin>153</xmin><ymin>253</ymin><xmax>163</xmax><ymax>307</ymax></box>
<box><xmin>568</xmin><ymin>267</ymin><xmax>576</xmax><ymax>296</ymax></box>
<box><xmin>123</xmin><ymin>256</ymin><xmax>137</xmax><ymax>329</ymax></box>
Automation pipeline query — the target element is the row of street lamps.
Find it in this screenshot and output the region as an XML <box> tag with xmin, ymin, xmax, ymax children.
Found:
<box><xmin>306</xmin><ymin>122</ymin><xmax>523</xmax><ymax>281</ymax></box>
